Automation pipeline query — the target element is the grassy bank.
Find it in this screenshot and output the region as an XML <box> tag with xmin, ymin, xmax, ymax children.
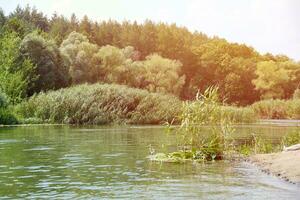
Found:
<box><xmin>150</xmin><ymin>87</ymin><xmax>300</xmax><ymax>163</ymax></box>
<box><xmin>15</xmin><ymin>83</ymin><xmax>182</xmax><ymax>125</ymax></box>
<box><xmin>251</xmin><ymin>99</ymin><xmax>300</xmax><ymax>119</ymax></box>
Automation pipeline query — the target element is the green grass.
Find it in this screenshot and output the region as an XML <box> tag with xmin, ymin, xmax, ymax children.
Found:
<box><xmin>15</xmin><ymin>83</ymin><xmax>182</xmax><ymax>125</ymax></box>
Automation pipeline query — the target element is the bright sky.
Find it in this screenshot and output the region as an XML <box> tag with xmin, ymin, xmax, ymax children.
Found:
<box><xmin>0</xmin><ymin>0</ymin><xmax>299</xmax><ymax>61</ymax></box>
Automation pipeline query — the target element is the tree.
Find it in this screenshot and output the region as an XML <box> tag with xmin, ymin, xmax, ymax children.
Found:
<box><xmin>0</xmin><ymin>8</ymin><xmax>6</xmax><ymax>30</ymax></box>
<box><xmin>79</xmin><ymin>15</ymin><xmax>92</xmax><ymax>38</ymax></box>
<box><xmin>49</xmin><ymin>13</ymin><xmax>71</xmax><ymax>44</ymax></box>
<box><xmin>253</xmin><ymin>60</ymin><xmax>299</xmax><ymax>99</ymax></box>
<box><xmin>8</xmin><ymin>5</ymin><xmax>49</xmax><ymax>32</ymax></box>
<box><xmin>20</xmin><ymin>32</ymin><xmax>69</xmax><ymax>94</ymax></box>
<box><xmin>60</xmin><ymin>31</ymin><xmax>99</xmax><ymax>83</ymax></box>
<box><xmin>95</xmin><ymin>45</ymin><xmax>127</xmax><ymax>83</ymax></box>
<box><xmin>131</xmin><ymin>54</ymin><xmax>186</xmax><ymax>96</ymax></box>
<box><xmin>0</xmin><ymin>31</ymin><xmax>35</xmax><ymax>103</ymax></box>
<box><xmin>191</xmin><ymin>39</ymin><xmax>260</xmax><ymax>104</ymax></box>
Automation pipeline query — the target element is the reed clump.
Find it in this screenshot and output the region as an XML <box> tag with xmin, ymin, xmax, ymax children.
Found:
<box><xmin>15</xmin><ymin>83</ymin><xmax>182</xmax><ymax>125</ymax></box>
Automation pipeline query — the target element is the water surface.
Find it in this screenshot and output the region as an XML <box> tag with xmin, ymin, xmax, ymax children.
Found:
<box><xmin>0</xmin><ymin>124</ymin><xmax>299</xmax><ymax>199</ymax></box>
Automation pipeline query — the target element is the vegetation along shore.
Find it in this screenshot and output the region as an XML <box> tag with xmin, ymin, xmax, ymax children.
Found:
<box><xmin>1</xmin><ymin>5</ymin><xmax>300</xmax><ymax>187</ymax></box>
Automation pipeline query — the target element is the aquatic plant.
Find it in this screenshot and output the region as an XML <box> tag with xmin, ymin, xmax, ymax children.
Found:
<box><xmin>151</xmin><ymin>87</ymin><xmax>235</xmax><ymax>162</ymax></box>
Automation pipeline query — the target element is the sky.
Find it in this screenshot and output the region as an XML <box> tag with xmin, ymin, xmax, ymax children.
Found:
<box><xmin>0</xmin><ymin>0</ymin><xmax>299</xmax><ymax>61</ymax></box>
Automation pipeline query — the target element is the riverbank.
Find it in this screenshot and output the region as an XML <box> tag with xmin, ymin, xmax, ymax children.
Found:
<box><xmin>249</xmin><ymin>150</ymin><xmax>300</xmax><ymax>185</ymax></box>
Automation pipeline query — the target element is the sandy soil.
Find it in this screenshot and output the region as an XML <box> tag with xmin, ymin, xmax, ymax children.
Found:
<box><xmin>250</xmin><ymin>150</ymin><xmax>300</xmax><ymax>184</ymax></box>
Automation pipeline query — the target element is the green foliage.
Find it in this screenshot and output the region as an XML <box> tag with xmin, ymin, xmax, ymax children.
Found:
<box><xmin>60</xmin><ymin>32</ymin><xmax>186</xmax><ymax>96</ymax></box>
<box><xmin>0</xmin><ymin>91</ymin><xmax>8</xmax><ymax>108</ymax></box>
<box><xmin>16</xmin><ymin>83</ymin><xmax>182</xmax><ymax>125</ymax></box>
<box><xmin>253</xmin><ymin>61</ymin><xmax>299</xmax><ymax>99</ymax></box>
<box><xmin>0</xmin><ymin>108</ymin><xmax>19</xmax><ymax>125</ymax></box>
<box><xmin>8</xmin><ymin>5</ymin><xmax>49</xmax><ymax>32</ymax></box>
<box><xmin>1</xmin><ymin>5</ymin><xmax>300</xmax><ymax>110</ymax></box>
<box><xmin>191</xmin><ymin>39</ymin><xmax>259</xmax><ymax>105</ymax></box>
<box><xmin>20</xmin><ymin>32</ymin><xmax>70</xmax><ymax>94</ymax></box>
<box><xmin>0</xmin><ymin>31</ymin><xmax>35</xmax><ymax>104</ymax></box>
<box><xmin>0</xmin><ymin>87</ymin><xmax>19</xmax><ymax>125</ymax></box>
<box><xmin>152</xmin><ymin>87</ymin><xmax>235</xmax><ymax>162</ymax></box>
<box><xmin>60</xmin><ymin>31</ymin><xmax>99</xmax><ymax>83</ymax></box>
<box><xmin>96</xmin><ymin>45</ymin><xmax>128</xmax><ymax>83</ymax></box>
<box><xmin>132</xmin><ymin>54</ymin><xmax>185</xmax><ymax>96</ymax></box>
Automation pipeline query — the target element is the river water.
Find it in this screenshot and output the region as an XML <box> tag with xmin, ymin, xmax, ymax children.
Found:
<box><xmin>0</xmin><ymin>124</ymin><xmax>299</xmax><ymax>199</ymax></box>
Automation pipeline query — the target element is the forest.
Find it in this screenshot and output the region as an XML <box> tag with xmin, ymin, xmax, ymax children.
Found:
<box><xmin>1</xmin><ymin>5</ymin><xmax>300</xmax><ymax>125</ymax></box>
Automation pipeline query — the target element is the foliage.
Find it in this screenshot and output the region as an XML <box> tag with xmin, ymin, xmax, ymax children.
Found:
<box><xmin>0</xmin><ymin>90</ymin><xmax>8</xmax><ymax>108</ymax></box>
<box><xmin>282</xmin><ymin>131</ymin><xmax>300</xmax><ymax>147</ymax></box>
<box><xmin>253</xmin><ymin>61</ymin><xmax>299</xmax><ymax>99</ymax></box>
<box><xmin>0</xmin><ymin>108</ymin><xmax>19</xmax><ymax>125</ymax></box>
<box><xmin>60</xmin><ymin>31</ymin><xmax>99</xmax><ymax>83</ymax></box>
<box><xmin>20</xmin><ymin>32</ymin><xmax>70</xmax><ymax>95</ymax></box>
<box><xmin>15</xmin><ymin>83</ymin><xmax>182</xmax><ymax>125</ymax></box>
<box><xmin>151</xmin><ymin>87</ymin><xmax>235</xmax><ymax>162</ymax></box>
<box><xmin>191</xmin><ymin>39</ymin><xmax>260</xmax><ymax>105</ymax></box>
<box><xmin>8</xmin><ymin>5</ymin><xmax>49</xmax><ymax>32</ymax></box>
<box><xmin>131</xmin><ymin>54</ymin><xmax>185</xmax><ymax>96</ymax></box>
<box><xmin>1</xmin><ymin>5</ymin><xmax>300</xmax><ymax>105</ymax></box>
<box><xmin>0</xmin><ymin>31</ymin><xmax>35</xmax><ymax>104</ymax></box>
<box><xmin>251</xmin><ymin>99</ymin><xmax>300</xmax><ymax>119</ymax></box>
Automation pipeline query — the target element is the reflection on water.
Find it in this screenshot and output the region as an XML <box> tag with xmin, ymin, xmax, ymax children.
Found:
<box><xmin>0</xmin><ymin>125</ymin><xmax>299</xmax><ymax>199</ymax></box>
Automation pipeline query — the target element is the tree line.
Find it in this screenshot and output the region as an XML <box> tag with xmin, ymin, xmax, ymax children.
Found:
<box><xmin>0</xmin><ymin>5</ymin><xmax>299</xmax><ymax>106</ymax></box>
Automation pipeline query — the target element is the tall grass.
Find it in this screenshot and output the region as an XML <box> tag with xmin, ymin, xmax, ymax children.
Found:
<box><xmin>150</xmin><ymin>87</ymin><xmax>236</xmax><ymax>162</ymax></box>
<box><xmin>221</xmin><ymin>106</ymin><xmax>257</xmax><ymax>123</ymax></box>
<box><xmin>251</xmin><ymin>99</ymin><xmax>300</xmax><ymax>119</ymax></box>
<box><xmin>15</xmin><ymin>83</ymin><xmax>182</xmax><ymax>125</ymax></box>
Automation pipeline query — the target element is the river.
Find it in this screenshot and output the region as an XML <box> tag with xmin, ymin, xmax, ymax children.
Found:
<box><xmin>0</xmin><ymin>124</ymin><xmax>299</xmax><ymax>199</ymax></box>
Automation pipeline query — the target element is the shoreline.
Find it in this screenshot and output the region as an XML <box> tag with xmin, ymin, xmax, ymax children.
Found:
<box><xmin>248</xmin><ymin>150</ymin><xmax>300</xmax><ymax>185</ymax></box>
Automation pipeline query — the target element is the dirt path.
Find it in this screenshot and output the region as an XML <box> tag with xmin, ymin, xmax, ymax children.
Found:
<box><xmin>250</xmin><ymin>150</ymin><xmax>300</xmax><ymax>185</ymax></box>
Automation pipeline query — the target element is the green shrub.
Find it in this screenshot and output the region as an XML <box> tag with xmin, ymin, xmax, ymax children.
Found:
<box><xmin>16</xmin><ymin>83</ymin><xmax>182</xmax><ymax>125</ymax></box>
<box><xmin>0</xmin><ymin>108</ymin><xmax>18</xmax><ymax>125</ymax></box>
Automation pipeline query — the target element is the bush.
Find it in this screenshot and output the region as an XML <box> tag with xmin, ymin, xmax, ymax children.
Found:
<box><xmin>0</xmin><ymin>108</ymin><xmax>18</xmax><ymax>125</ymax></box>
<box><xmin>16</xmin><ymin>83</ymin><xmax>182</xmax><ymax>125</ymax></box>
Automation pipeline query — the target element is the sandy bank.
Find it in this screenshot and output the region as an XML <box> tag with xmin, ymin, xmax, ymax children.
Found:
<box><xmin>250</xmin><ymin>150</ymin><xmax>300</xmax><ymax>185</ymax></box>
